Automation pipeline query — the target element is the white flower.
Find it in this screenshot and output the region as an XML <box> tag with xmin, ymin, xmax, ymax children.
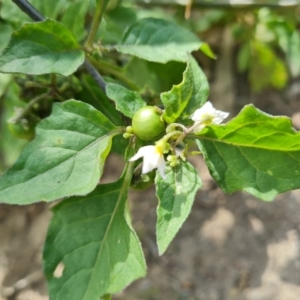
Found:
<box><xmin>190</xmin><ymin>101</ymin><xmax>229</xmax><ymax>133</ymax></box>
<box><xmin>129</xmin><ymin>144</ymin><xmax>166</xmax><ymax>178</ymax></box>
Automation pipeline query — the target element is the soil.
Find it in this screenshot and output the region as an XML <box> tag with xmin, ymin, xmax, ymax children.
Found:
<box><xmin>1</xmin><ymin>27</ymin><xmax>300</xmax><ymax>300</ymax></box>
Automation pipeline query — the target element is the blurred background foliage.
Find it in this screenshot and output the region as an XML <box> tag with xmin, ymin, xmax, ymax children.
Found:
<box><xmin>0</xmin><ymin>0</ymin><xmax>300</xmax><ymax>173</ymax></box>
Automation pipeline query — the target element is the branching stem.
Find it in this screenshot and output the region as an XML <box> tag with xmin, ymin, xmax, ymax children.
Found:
<box><xmin>85</xmin><ymin>0</ymin><xmax>109</xmax><ymax>51</ymax></box>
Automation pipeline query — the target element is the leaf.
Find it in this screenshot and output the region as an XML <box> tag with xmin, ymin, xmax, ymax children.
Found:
<box><xmin>250</xmin><ymin>41</ymin><xmax>288</xmax><ymax>91</ymax></box>
<box><xmin>155</xmin><ymin>162</ymin><xmax>202</xmax><ymax>255</ymax></box>
<box><xmin>106</xmin><ymin>83</ymin><xmax>146</xmax><ymax>118</ymax></box>
<box><xmin>1</xmin><ymin>0</ymin><xmax>31</xmax><ymax>25</ymax></box>
<box><xmin>161</xmin><ymin>56</ymin><xmax>209</xmax><ymax>124</ymax></box>
<box><xmin>0</xmin><ymin>81</ymin><xmax>27</xmax><ymax>173</ymax></box>
<box><xmin>0</xmin><ymin>100</ymin><xmax>118</xmax><ymax>205</ymax></box>
<box><xmin>78</xmin><ymin>75</ymin><xmax>124</xmax><ymax>126</ymax></box>
<box><xmin>196</xmin><ymin>104</ymin><xmax>300</xmax><ymax>201</ymax></box>
<box><xmin>0</xmin><ymin>23</ymin><xmax>13</xmax><ymax>53</ymax></box>
<box><xmin>30</xmin><ymin>0</ymin><xmax>75</xmax><ymax>20</ymax></box>
<box><xmin>283</xmin><ymin>31</ymin><xmax>300</xmax><ymax>77</ymax></box>
<box><xmin>44</xmin><ymin>180</ymin><xmax>146</xmax><ymax>300</ymax></box>
<box><xmin>0</xmin><ymin>19</ymin><xmax>85</xmax><ymax>76</ymax></box>
<box><xmin>103</xmin><ymin>5</ymin><xmax>137</xmax><ymax>44</ymax></box>
<box><xmin>275</xmin><ymin>24</ymin><xmax>300</xmax><ymax>77</ymax></box>
<box><xmin>200</xmin><ymin>43</ymin><xmax>216</xmax><ymax>59</ymax></box>
<box><xmin>61</xmin><ymin>0</ymin><xmax>89</xmax><ymax>41</ymax></box>
<box><xmin>116</xmin><ymin>18</ymin><xmax>203</xmax><ymax>63</ymax></box>
<box><xmin>124</xmin><ymin>57</ymin><xmax>186</xmax><ymax>93</ymax></box>
<box><xmin>77</xmin><ymin>76</ymin><xmax>128</xmax><ymax>156</ymax></box>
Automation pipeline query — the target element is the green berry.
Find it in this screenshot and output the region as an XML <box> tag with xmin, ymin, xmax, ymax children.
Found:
<box><xmin>132</xmin><ymin>106</ymin><xmax>165</xmax><ymax>141</ymax></box>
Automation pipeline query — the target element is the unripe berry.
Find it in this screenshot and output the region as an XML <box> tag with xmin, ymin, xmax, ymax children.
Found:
<box><xmin>132</xmin><ymin>106</ymin><xmax>165</xmax><ymax>141</ymax></box>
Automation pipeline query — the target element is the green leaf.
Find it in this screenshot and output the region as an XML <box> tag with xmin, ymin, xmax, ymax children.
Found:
<box><xmin>44</xmin><ymin>180</ymin><xmax>146</xmax><ymax>300</ymax></box>
<box><xmin>76</xmin><ymin>76</ymin><xmax>128</xmax><ymax>156</ymax></box>
<box><xmin>200</xmin><ymin>43</ymin><xmax>216</xmax><ymax>59</ymax></box>
<box><xmin>106</xmin><ymin>83</ymin><xmax>146</xmax><ymax>118</ymax></box>
<box><xmin>0</xmin><ymin>73</ymin><xmax>12</xmax><ymax>98</ymax></box>
<box><xmin>124</xmin><ymin>58</ymin><xmax>186</xmax><ymax>93</ymax></box>
<box><xmin>103</xmin><ymin>5</ymin><xmax>137</xmax><ymax>44</ymax></box>
<box><xmin>155</xmin><ymin>162</ymin><xmax>202</xmax><ymax>255</ymax></box>
<box><xmin>161</xmin><ymin>56</ymin><xmax>209</xmax><ymax>124</ymax></box>
<box><xmin>275</xmin><ymin>24</ymin><xmax>300</xmax><ymax>78</ymax></box>
<box><xmin>250</xmin><ymin>41</ymin><xmax>288</xmax><ymax>91</ymax></box>
<box><xmin>0</xmin><ymin>100</ymin><xmax>118</xmax><ymax>205</ymax></box>
<box><xmin>0</xmin><ymin>19</ymin><xmax>85</xmax><ymax>76</ymax></box>
<box><xmin>196</xmin><ymin>104</ymin><xmax>300</xmax><ymax>201</ymax></box>
<box><xmin>0</xmin><ymin>23</ymin><xmax>14</xmax><ymax>53</ymax></box>
<box><xmin>29</xmin><ymin>0</ymin><xmax>78</xmax><ymax>20</ymax></box>
<box><xmin>0</xmin><ymin>81</ymin><xmax>27</xmax><ymax>173</ymax></box>
<box><xmin>61</xmin><ymin>0</ymin><xmax>89</xmax><ymax>41</ymax></box>
<box><xmin>116</xmin><ymin>18</ymin><xmax>203</xmax><ymax>63</ymax></box>
<box><xmin>283</xmin><ymin>31</ymin><xmax>300</xmax><ymax>77</ymax></box>
<box><xmin>78</xmin><ymin>75</ymin><xmax>124</xmax><ymax>126</ymax></box>
<box><xmin>1</xmin><ymin>0</ymin><xmax>31</xmax><ymax>25</ymax></box>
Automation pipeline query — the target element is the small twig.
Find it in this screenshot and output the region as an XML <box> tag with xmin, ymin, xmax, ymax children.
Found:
<box><xmin>84</xmin><ymin>58</ymin><xmax>106</xmax><ymax>92</ymax></box>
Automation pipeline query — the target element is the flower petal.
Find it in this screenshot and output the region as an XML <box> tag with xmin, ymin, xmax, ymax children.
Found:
<box><xmin>129</xmin><ymin>144</ymin><xmax>167</xmax><ymax>179</ymax></box>
<box><xmin>129</xmin><ymin>145</ymin><xmax>155</xmax><ymax>162</ymax></box>
<box><xmin>142</xmin><ymin>150</ymin><xmax>161</xmax><ymax>174</ymax></box>
<box><xmin>157</xmin><ymin>156</ymin><xmax>166</xmax><ymax>179</ymax></box>
<box><xmin>191</xmin><ymin>101</ymin><xmax>229</xmax><ymax>130</ymax></box>
<box><xmin>213</xmin><ymin>111</ymin><xmax>229</xmax><ymax>124</ymax></box>
<box><xmin>191</xmin><ymin>101</ymin><xmax>214</xmax><ymax>122</ymax></box>
<box><xmin>193</xmin><ymin>123</ymin><xmax>205</xmax><ymax>133</ymax></box>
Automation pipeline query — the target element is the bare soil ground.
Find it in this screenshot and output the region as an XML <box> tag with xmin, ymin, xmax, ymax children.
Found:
<box><xmin>1</xmin><ymin>27</ymin><xmax>300</xmax><ymax>300</ymax></box>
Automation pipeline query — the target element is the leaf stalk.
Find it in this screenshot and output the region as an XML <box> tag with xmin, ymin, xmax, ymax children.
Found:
<box><xmin>85</xmin><ymin>0</ymin><xmax>109</xmax><ymax>51</ymax></box>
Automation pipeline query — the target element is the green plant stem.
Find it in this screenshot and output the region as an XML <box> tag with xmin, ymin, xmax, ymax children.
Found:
<box><xmin>160</xmin><ymin>130</ymin><xmax>183</xmax><ymax>143</ymax></box>
<box><xmin>85</xmin><ymin>0</ymin><xmax>109</xmax><ymax>51</ymax></box>
<box><xmin>51</xmin><ymin>74</ymin><xmax>57</xmax><ymax>86</ymax></box>
<box><xmin>88</xmin><ymin>56</ymin><xmax>139</xmax><ymax>91</ymax></box>
<box><xmin>166</xmin><ymin>123</ymin><xmax>188</xmax><ymax>133</ymax></box>
<box><xmin>101</xmin><ymin>294</ymin><xmax>112</xmax><ymax>300</ymax></box>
